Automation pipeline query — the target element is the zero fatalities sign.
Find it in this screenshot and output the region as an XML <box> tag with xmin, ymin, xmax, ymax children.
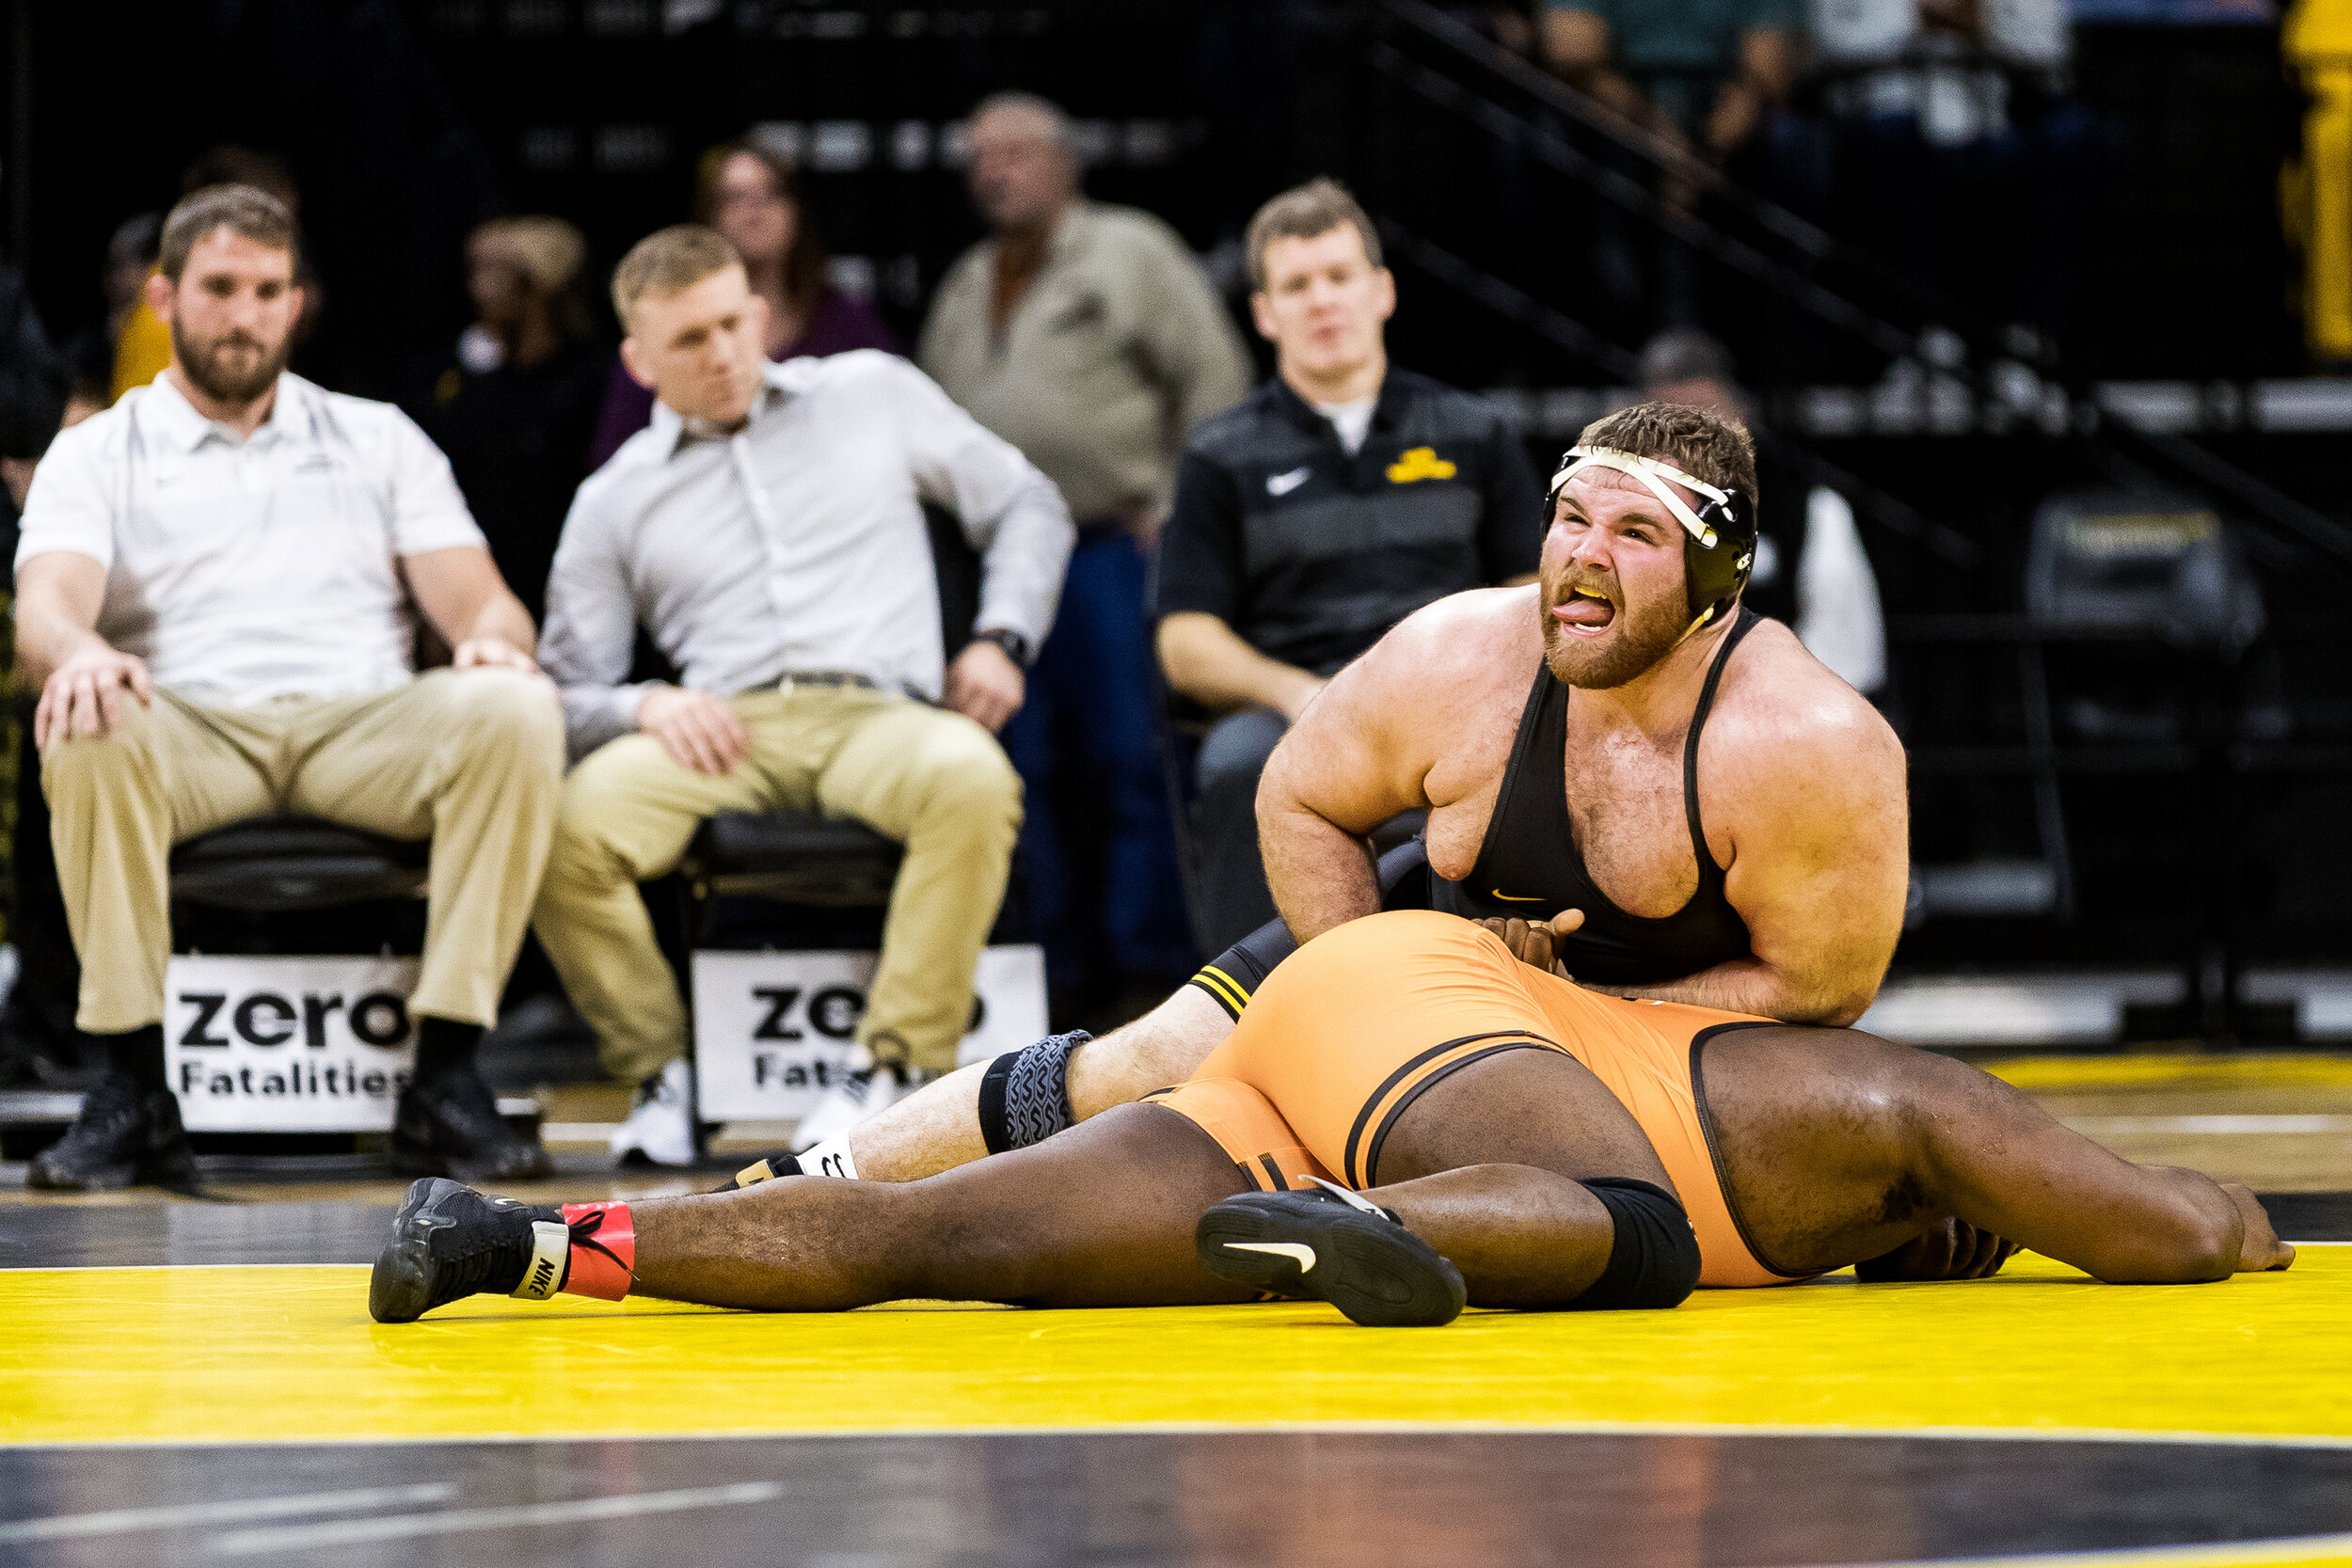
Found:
<box><xmin>165</xmin><ymin>955</ymin><xmax>420</xmax><ymax>1132</ymax></box>
<box><xmin>691</xmin><ymin>945</ymin><xmax>1047</xmax><ymax>1121</ymax></box>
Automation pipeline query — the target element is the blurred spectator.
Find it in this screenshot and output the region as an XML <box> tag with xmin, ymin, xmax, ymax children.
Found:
<box><xmin>536</xmin><ymin>225</ymin><xmax>1069</xmax><ymax>1164</ymax></box>
<box><xmin>1543</xmin><ymin>0</ymin><xmax>1797</xmax><ymax>150</ymax></box>
<box><xmin>922</xmin><ymin>91</ymin><xmax>1253</xmax><ymax>1006</ymax></box>
<box><xmin>1784</xmin><ymin>0</ymin><xmax>2090</xmax><ymax>346</ymax></box>
<box><xmin>113</xmin><ymin>148</ymin><xmax>321</xmax><ymax>402</ymax></box>
<box><xmin>15</xmin><ymin>183</ymin><xmax>559</xmax><ymax>1189</ymax></box>
<box><xmin>587</xmin><ymin>139</ymin><xmax>898</xmax><ymax>468</ymax></box>
<box><xmin>404</xmin><ymin>216</ymin><xmax>608</xmax><ymax>623</ymax></box>
<box><xmin>1154</xmin><ymin>180</ymin><xmax>1543</xmax><ymax>952</ymax></box>
<box><xmin>1638</xmin><ymin>330</ymin><xmax>1885</xmax><ymax>694</ymax></box>
<box><xmin>57</xmin><ymin>214</ymin><xmax>158</xmax><ymax>415</ymax></box>
<box><xmin>0</xmin><ymin>263</ymin><xmax>67</xmax><ymax>520</ymax></box>
<box><xmin>1541</xmin><ymin>0</ymin><xmax>1799</xmax><ymax>322</ymax></box>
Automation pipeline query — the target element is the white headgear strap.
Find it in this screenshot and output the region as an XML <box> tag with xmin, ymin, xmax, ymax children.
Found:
<box><xmin>1549</xmin><ymin>446</ymin><xmax>1732</xmax><ymax>549</ymax></box>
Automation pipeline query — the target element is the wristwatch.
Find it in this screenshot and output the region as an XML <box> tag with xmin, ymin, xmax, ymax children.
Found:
<box><xmin>971</xmin><ymin>628</ymin><xmax>1033</xmax><ymax>669</ymax></box>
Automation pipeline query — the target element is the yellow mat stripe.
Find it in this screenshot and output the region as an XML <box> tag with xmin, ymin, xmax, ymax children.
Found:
<box><xmin>3</xmin><ymin>1249</ymin><xmax>2344</xmax><ymax>1447</ymax></box>
<box><xmin>1858</xmin><ymin>1534</ymin><xmax>2352</xmax><ymax>1568</ymax></box>
<box><xmin>1984</xmin><ymin>1053</ymin><xmax>2352</xmax><ymax>1091</ymax></box>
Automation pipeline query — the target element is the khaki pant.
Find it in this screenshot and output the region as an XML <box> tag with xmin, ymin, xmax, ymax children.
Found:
<box><xmin>42</xmin><ymin>669</ymin><xmax>566</xmax><ymax>1035</ymax></box>
<box><xmin>532</xmin><ymin>686</ymin><xmax>1022</xmax><ymax>1082</ymax></box>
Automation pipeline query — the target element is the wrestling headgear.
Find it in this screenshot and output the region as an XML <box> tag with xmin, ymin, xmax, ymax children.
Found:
<box><xmin>1549</xmin><ymin>445</ymin><xmax>1756</xmax><ymax>634</ymax></box>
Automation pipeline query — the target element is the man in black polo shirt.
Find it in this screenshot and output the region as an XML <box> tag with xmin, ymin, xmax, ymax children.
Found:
<box><xmin>1154</xmin><ymin>179</ymin><xmax>1541</xmax><ymax>951</ymax></box>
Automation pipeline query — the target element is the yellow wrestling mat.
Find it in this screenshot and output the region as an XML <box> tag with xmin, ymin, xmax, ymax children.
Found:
<box><xmin>6</xmin><ymin>1247</ymin><xmax>2344</xmax><ymax>1449</ymax></box>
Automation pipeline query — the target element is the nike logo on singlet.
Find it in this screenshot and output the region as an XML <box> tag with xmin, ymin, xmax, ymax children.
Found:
<box><xmin>1490</xmin><ymin>890</ymin><xmax>1545</xmax><ymax>902</ymax></box>
<box><xmin>1227</xmin><ymin>1241</ymin><xmax>1317</xmax><ymax>1274</ymax></box>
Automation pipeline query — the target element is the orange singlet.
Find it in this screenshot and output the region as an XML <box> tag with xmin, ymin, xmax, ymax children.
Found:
<box><xmin>1145</xmin><ymin>910</ymin><xmax>1807</xmax><ymax>1289</ymax></box>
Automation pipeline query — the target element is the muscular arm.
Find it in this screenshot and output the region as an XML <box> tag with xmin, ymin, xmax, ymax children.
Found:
<box><xmin>1588</xmin><ymin>685</ymin><xmax>1909</xmax><ymax>1024</ymax></box>
<box><xmin>404</xmin><ymin>545</ymin><xmax>538</xmax><ymax>670</ymax></box>
<box><xmin>1254</xmin><ymin>604</ymin><xmax>1473</xmax><ymax>941</ymax></box>
<box><xmin>1156</xmin><ymin>612</ymin><xmax>1324</xmax><ymax>721</ymax></box>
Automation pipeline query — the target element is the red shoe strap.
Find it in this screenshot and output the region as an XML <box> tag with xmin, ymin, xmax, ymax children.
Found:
<box><xmin>558</xmin><ymin>1201</ymin><xmax>636</xmax><ymax>1300</ymax></box>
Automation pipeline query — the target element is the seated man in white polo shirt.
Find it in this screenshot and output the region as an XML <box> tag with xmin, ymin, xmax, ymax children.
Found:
<box><xmin>14</xmin><ymin>184</ymin><xmax>564</xmax><ymax>1190</ymax></box>
<box><xmin>535</xmin><ymin>224</ymin><xmax>1073</xmax><ymax>1167</ymax></box>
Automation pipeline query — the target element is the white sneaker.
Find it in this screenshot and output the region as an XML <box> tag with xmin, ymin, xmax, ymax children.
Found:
<box><xmin>610</xmin><ymin>1057</ymin><xmax>698</xmax><ymax>1168</ymax></box>
<box><xmin>790</xmin><ymin>1058</ymin><xmax>937</xmax><ymax>1154</ymax></box>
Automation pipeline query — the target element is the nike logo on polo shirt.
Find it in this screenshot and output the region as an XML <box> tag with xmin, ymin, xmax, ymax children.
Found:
<box><xmin>1227</xmin><ymin>1241</ymin><xmax>1317</xmax><ymax>1274</ymax></box>
<box><xmin>1265</xmin><ymin>466</ymin><xmax>1311</xmax><ymax>497</ymax></box>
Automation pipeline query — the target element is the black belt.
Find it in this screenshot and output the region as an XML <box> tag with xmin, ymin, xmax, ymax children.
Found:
<box><xmin>738</xmin><ymin>671</ymin><xmax>879</xmax><ymax>695</ymax></box>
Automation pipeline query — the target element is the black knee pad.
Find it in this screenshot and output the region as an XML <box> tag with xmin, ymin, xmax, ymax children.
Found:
<box><xmin>1572</xmin><ymin>1178</ymin><xmax>1702</xmax><ymax>1309</ymax></box>
<box><xmin>977</xmin><ymin>1030</ymin><xmax>1091</xmax><ymax>1155</ymax></box>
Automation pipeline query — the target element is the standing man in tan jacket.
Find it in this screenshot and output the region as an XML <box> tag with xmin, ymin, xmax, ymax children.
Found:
<box><xmin>921</xmin><ymin>91</ymin><xmax>1253</xmax><ymax>1010</ymax></box>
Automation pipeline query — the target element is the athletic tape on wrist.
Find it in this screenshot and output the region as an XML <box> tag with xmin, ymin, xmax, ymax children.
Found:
<box><xmin>558</xmin><ymin>1201</ymin><xmax>636</xmax><ymax>1301</ymax></box>
<box><xmin>1571</xmin><ymin>1178</ymin><xmax>1700</xmax><ymax>1310</ymax></box>
<box><xmin>977</xmin><ymin>1030</ymin><xmax>1089</xmax><ymax>1155</ymax></box>
<box><xmin>509</xmin><ymin>1220</ymin><xmax>571</xmax><ymax>1301</ymax></box>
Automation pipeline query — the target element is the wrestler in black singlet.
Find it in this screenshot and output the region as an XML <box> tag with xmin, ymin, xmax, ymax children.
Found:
<box><xmin>1187</xmin><ymin>610</ymin><xmax>1760</xmax><ymax>1021</ymax></box>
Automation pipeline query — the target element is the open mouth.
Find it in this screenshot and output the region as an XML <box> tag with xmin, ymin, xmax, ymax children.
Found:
<box><xmin>1550</xmin><ymin>584</ymin><xmax>1617</xmax><ymax>635</ymax></box>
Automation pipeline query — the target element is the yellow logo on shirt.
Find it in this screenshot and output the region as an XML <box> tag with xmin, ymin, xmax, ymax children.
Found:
<box><xmin>1386</xmin><ymin>447</ymin><xmax>1457</xmax><ymax>483</ymax></box>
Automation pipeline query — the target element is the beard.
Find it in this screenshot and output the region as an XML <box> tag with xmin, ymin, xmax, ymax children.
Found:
<box><xmin>1540</xmin><ymin>578</ymin><xmax>1691</xmax><ymax>689</ymax></box>
<box><xmin>172</xmin><ymin>320</ymin><xmax>290</xmax><ymax>405</ymax></box>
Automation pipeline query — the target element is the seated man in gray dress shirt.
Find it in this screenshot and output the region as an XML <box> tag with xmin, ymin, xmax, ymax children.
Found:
<box><xmin>534</xmin><ymin>224</ymin><xmax>1074</xmax><ymax>1167</ymax></box>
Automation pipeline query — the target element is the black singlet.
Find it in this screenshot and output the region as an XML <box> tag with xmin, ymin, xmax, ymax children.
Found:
<box><xmin>1186</xmin><ymin>612</ymin><xmax>1762</xmax><ymax>1021</ymax></box>
<box><xmin>1426</xmin><ymin>610</ymin><xmax>1760</xmax><ymax>986</ymax></box>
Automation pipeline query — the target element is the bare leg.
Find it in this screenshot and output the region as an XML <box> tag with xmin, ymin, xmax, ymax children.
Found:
<box><xmin>844</xmin><ymin>986</ymin><xmax>1234</xmax><ymax>1181</ymax></box>
<box><xmin>1369</xmin><ymin>1048</ymin><xmax>1679</xmax><ymax>1307</ymax></box>
<box><xmin>642</xmin><ymin>1104</ymin><xmax>1256</xmax><ymax>1310</ymax></box>
<box><xmin>1703</xmin><ymin>1028</ymin><xmax>2295</xmax><ymax>1284</ymax></box>
<box><xmin>648</xmin><ymin>1047</ymin><xmax>1673</xmax><ymax>1314</ymax></box>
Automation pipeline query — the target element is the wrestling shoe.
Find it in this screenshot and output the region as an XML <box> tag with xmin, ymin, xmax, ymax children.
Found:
<box><xmin>611</xmin><ymin>1058</ymin><xmax>698</xmax><ymax>1169</ymax></box>
<box><xmin>709</xmin><ymin>1150</ymin><xmax>800</xmax><ymax>1193</ymax></box>
<box><xmin>369</xmin><ymin>1177</ymin><xmax>567</xmax><ymax>1323</ymax></box>
<box><xmin>1197</xmin><ymin>1176</ymin><xmax>1467</xmax><ymax>1327</ymax></box>
<box><xmin>390</xmin><ymin>1067</ymin><xmax>553</xmax><ymax>1183</ymax></box>
<box><xmin>25</xmin><ymin>1073</ymin><xmax>198</xmax><ymax>1192</ymax></box>
<box><xmin>789</xmin><ymin>1058</ymin><xmax>937</xmax><ymax>1154</ymax></box>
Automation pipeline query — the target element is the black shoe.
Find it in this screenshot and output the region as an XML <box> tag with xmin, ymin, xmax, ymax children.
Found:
<box><xmin>708</xmin><ymin>1150</ymin><xmax>801</xmax><ymax>1194</ymax></box>
<box><xmin>1197</xmin><ymin>1177</ymin><xmax>1467</xmax><ymax>1327</ymax></box>
<box><xmin>391</xmin><ymin>1069</ymin><xmax>553</xmax><ymax>1182</ymax></box>
<box><xmin>26</xmin><ymin>1073</ymin><xmax>198</xmax><ymax>1192</ymax></box>
<box><xmin>370</xmin><ymin>1177</ymin><xmax>565</xmax><ymax>1323</ymax></box>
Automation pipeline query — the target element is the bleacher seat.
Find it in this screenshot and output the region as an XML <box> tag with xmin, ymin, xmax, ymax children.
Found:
<box><xmin>168</xmin><ymin>816</ymin><xmax>429</xmax><ymax>912</ymax></box>
<box><xmin>680</xmin><ymin>812</ymin><xmax>902</xmax><ymax>909</ymax></box>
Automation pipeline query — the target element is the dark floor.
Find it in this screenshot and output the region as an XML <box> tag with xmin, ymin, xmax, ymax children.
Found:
<box><xmin>3</xmin><ymin>1430</ymin><xmax>2348</xmax><ymax>1567</ymax></box>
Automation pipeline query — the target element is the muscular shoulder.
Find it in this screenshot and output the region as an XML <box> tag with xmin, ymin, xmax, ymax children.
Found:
<box><xmin>1705</xmin><ymin>618</ymin><xmax>1904</xmax><ymax>815</ymax></box>
<box><xmin>1349</xmin><ymin>586</ymin><xmax>1539</xmax><ymax>715</ymax></box>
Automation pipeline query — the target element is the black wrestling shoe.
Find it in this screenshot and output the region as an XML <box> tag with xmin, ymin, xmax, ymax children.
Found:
<box><xmin>390</xmin><ymin>1067</ymin><xmax>553</xmax><ymax>1182</ymax></box>
<box><xmin>369</xmin><ymin>1177</ymin><xmax>567</xmax><ymax>1323</ymax></box>
<box><xmin>25</xmin><ymin>1073</ymin><xmax>198</xmax><ymax>1192</ymax></box>
<box><xmin>709</xmin><ymin>1150</ymin><xmax>801</xmax><ymax>1193</ymax></box>
<box><xmin>1197</xmin><ymin>1176</ymin><xmax>1467</xmax><ymax>1328</ymax></box>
